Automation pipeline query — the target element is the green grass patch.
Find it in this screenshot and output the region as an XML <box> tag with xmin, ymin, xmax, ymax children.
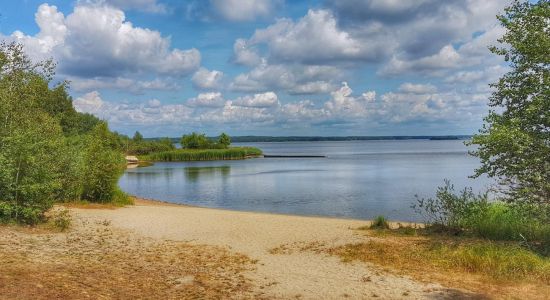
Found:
<box><xmin>436</xmin><ymin>242</ymin><xmax>550</xmax><ymax>281</ymax></box>
<box><xmin>370</xmin><ymin>215</ymin><xmax>390</xmax><ymax>229</ymax></box>
<box><xmin>332</xmin><ymin>238</ymin><xmax>550</xmax><ymax>284</ymax></box>
<box><xmin>142</xmin><ymin>147</ymin><xmax>263</xmax><ymax>161</ymax></box>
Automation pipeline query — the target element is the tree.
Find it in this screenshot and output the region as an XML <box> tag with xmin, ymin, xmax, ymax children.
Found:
<box><xmin>181</xmin><ymin>132</ymin><xmax>211</xmax><ymax>149</ymax></box>
<box><xmin>132</xmin><ymin>131</ymin><xmax>144</xmax><ymax>142</ymax></box>
<box><xmin>469</xmin><ymin>0</ymin><xmax>549</xmax><ymax>204</ymax></box>
<box><xmin>81</xmin><ymin>122</ymin><xmax>126</xmax><ymax>203</ymax></box>
<box><xmin>0</xmin><ymin>42</ymin><xmax>67</xmax><ymax>223</ymax></box>
<box><xmin>218</xmin><ymin>133</ymin><xmax>231</xmax><ymax>148</ymax></box>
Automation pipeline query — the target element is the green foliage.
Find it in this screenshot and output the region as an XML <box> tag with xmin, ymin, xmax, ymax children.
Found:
<box><xmin>370</xmin><ymin>215</ymin><xmax>390</xmax><ymax>229</ymax></box>
<box><xmin>181</xmin><ymin>132</ymin><xmax>212</xmax><ymax>149</ymax></box>
<box><xmin>80</xmin><ymin>123</ymin><xmax>127</xmax><ymax>203</ymax></box>
<box><xmin>0</xmin><ymin>42</ymin><xmax>130</xmax><ymax>224</ymax></box>
<box><xmin>0</xmin><ymin>42</ymin><xmax>69</xmax><ymax>224</ymax></box>
<box><xmin>132</xmin><ymin>131</ymin><xmax>143</xmax><ymax>142</ymax></box>
<box><xmin>143</xmin><ymin>147</ymin><xmax>262</xmax><ymax>161</ymax></box>
<box><xmin>218</xmin><ymin>133</ymin><xmax>231</xmax><ymax>148</ymax></box>
<box><xmin>414</xmin><ymin>181</ymin><xmax>550</xmax><ymax>255</ymax></box>
<box><xmin>412</xmin><ymin>180</ymin><xmax>489</xmax><ymax>229</ymax></box>
<box><xmin>468</xmin><ymin>0</ymin><xmax>550</xmax><ymax>204</ymax></box>
<box><xmin>122</xmin><ymin>136</ymin><xmax>175</xmax><ymax>155</ymax></box>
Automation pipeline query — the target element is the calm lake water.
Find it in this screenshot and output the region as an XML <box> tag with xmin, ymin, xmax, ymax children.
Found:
<box><xmin>119</xmin><ymin>140</ymin><xmax>491</xmax><ymax>221</ymax></box>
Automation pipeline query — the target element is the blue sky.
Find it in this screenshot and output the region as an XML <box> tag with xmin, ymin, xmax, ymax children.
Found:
<box><xmin>0</xmin><ymin>0</ymin><xmax>512</xmax><ymax>137</ymax></box>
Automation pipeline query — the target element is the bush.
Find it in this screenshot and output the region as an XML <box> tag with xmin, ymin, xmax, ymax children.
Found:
<box><xmin>414</xmin><ymin>180</ymin><xmax>550</xmax><ymax>255</ymax></box>
<box><xmin>181</xmin><ymin>132</ymin><xmax>212</xmax><ymax>149</ymax></box>
<box><xmin>80</xmin><ymin>123</ymin><xmax>126</xmax><ymax>203</ymax></box>
<box><xmin>412</xmin><ymin>179</ymin><xmax>489</xmax><ymax>230</ymax></box>
<box><xmin>370</xmin><ymin>215</ymin><xmax>390</xmax><ymax>229</ymax></box>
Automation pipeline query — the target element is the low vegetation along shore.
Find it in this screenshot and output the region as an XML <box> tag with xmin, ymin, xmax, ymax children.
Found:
<box><xmin>142</xmin><ymin>147</ymin><xmax>263</xmax><ymax>161</ymax></box>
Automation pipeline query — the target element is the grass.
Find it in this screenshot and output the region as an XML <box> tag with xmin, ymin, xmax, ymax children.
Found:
<box><xmin>333</xmin><ymin>238</ymin><xmax>550</xmax><ymax>282</ymax></box>
<box><xmin>329</xmin><ymin>228</ymin><xmax>550</xmax><ymax>299</ymax></box>
<box><xmin>369</xmin><ymin>215</ymin><xmax>390</xmax><ymax>229</ymax></box>
<box><xmin>142</xmin><ymin>147</ymin><xmax>263</xmax><ymax>161</ymax></box>
<box><xmin>50</xmin><ymin>209</ymin><xmax>71</xmax><ymax>231</ymax></box>
<box><xmin>460</xmin><ymin>203</ymin><xmax>550</xmax><ymax>253</ymax></box>
<box><xmin>344</xmin><ymin>215</ymin><xmax>550</xmax><ymax>298</ymax></box>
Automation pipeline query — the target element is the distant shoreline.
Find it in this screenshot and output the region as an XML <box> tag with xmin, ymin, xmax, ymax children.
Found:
<box><xmin>146</xmin><ymin>135</ymin><xmax>472</xmax><ymax>143</ymax></box>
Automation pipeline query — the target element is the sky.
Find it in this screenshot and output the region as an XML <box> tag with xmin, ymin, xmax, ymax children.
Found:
<box><xmin>0</xmin><ymin>0</ymin><xmax>514</xmax><ymax>137</ymax></box>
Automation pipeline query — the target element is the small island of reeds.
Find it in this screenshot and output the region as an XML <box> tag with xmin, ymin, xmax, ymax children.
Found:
<box><xmin>142</xmin><ymin>147</ymin><xmax>262</xmax><ymax>161</ymax></box>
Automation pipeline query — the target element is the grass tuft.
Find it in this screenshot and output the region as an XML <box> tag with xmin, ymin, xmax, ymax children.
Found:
<box><xmin>50</xmin><ymin>209</ymin><xmax>71</xmax><ymax>231</ymax></box>
<box><xmin>370</xmin><ymin>215</ymin><xmax>390</xmax><ymax>229</ymax></box>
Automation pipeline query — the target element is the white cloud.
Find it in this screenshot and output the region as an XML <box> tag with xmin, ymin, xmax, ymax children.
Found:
<box><xmin>231</xmin><ymin>62</ymin><xmax>342</xmax><ymax>94</ymax></box>
<box><xmin>380</xmin><ymin>45</ymin><xmax>461</xmax><ymax>76</ymax></box>
<box><xmin>323</xmin><ymin>82</ymin><xmax>376</xmax><ymax>117</ymax></box>
<box><xmin>247</xmin><ymin>9</ymin><xmax>369</xmax><ymax>64</ymax></box>
<box><xmin>187</xmin><ymin>92</ymin><xmax>225</xmax><ymax>108</ymax></box>
<box><xmin>232</xmin><ymin>39</ymin><xmax>262</xmax><ymax>66</ymax></box>
<box><xmin>210</xmin><ymin>0</ymin><xmax>281</xmax><ymax>22</ymax></box>
<box><xmin>398</xmin><ymin>83</ymin><xmax>437</xmax><ymax>94</ymax></box>
<box><xmin>191</xmin><ymin>67</ymin><xmax>224</xmax><ymax>90</ymax></box>
<box><xmin>233</xmin><ymin>92</ymin><xmax>279</xmax><ymax>108</ymax></box>
<box><xmin>74</xmin><ymin>91</ymin><xmax>105</xmax><ymax>114</ymax></box>
<box><xmin>70</xmin><ymin>76</ymin><xmax>179</xmax><ymax>93</ymax></box>
<box><xmin>9</xmin><ymin>3</ymin><xmax>200</xmax><ymax>78</ymax></box>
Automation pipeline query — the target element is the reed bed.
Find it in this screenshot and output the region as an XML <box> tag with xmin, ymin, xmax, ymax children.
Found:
<box><xmin>143</xmin><ymin>147</ymin><xmax>262</xmax><ymax>161</ymax></box>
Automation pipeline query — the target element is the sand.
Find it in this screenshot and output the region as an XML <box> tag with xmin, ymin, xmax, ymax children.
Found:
<box><xmin>60</xmin><ymin>199</ymin><xmax>478</xmax><ymax>299</ymax></box>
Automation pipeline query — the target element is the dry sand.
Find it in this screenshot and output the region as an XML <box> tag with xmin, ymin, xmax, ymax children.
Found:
<box><xmin>54</xmin><ymin>199</ymin><xmax>480</xmax><ymax>299</ymax></box>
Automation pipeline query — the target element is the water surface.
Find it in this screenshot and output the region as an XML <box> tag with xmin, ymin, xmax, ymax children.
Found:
<box><xmin>119</xmin><ymin>140</ymin><xmax>491</xmax><ymax>221</ymax></box>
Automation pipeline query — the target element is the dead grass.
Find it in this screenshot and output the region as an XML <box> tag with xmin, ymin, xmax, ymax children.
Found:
<box><xmin>327</xmin><ymin>230</ymin><xmax>550</xmax><ymax>300</ymax></box>
<box><xmin>0</xmin><ymin>219</ymin><xmax>261</xmax><ymax>299</ymax></box>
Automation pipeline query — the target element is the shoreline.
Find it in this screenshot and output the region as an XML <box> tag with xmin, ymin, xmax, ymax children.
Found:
<box><xmin>130</xmin><ymin>195</ymin><xmax>422</xmax><ymax>227</ymax></box>
<box><xmin>3</xmin><ymin>196</ymin><xmax>546</xmax><ymax>299</ymax></box>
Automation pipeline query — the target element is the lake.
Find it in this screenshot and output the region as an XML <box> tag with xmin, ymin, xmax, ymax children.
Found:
<box><xmin>119</xmin><ymin>140</ymin><xmax>491</xmax><ymax>221</ymax></box>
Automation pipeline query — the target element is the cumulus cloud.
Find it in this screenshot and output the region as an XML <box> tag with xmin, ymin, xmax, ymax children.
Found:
<box><xmin>74</xmin><ymin>91</ymin><xmax>105</xmax><ymax>114</ymax></box>
<box><xmin>380</xmin><ymin>45</ymin><xmax>461</xmax><ymax>76</ymax></box>
<box><xmin>187</xmin><ymin>92</ymin><xmax>226</xmax><ymax>107</ymax></box>
<box><xmin>9</xmin><ymin>3</ymin><xmax>200</xmax><ymax>78</ymax></box>
<box><xmin>232</xmin><ymin>39</ymin><xmax>262</xmax><ymax>66</ymax></box>
<box><xmin>210</xmin><ymin>0</ymin><xmax>281</xmax><ymax>22</ymax></box>
<box><xmin>231</xmin><ymin>62</ymin><xmax>342</xmax><ymax>94</ymax></box>
<box><xmin>72</xmin><ymin>80</ymin><xmax>491</xmax><ymax>134</ymax></box>
<box><xmin>191</xmin><ymin>68</ymin><xmax>224</xmax><ymax>90</ymax></box>
<box><xmin>233</xmin><ymin>92</ymin><xmax>279</xmax><ymax>107</ymax></box>
<box><xmin>70</xmin><ymin>77</ymin><xmax>180</xmax><ymax>94</ymax></box>
<box><xmin>232</xmin><ymin>0</ymin><xmax>508</xmax><ymax>79</ymax></box>
<box><xmin>323</xmin><ymin>82</ymin><xmax>376</xmax><ymax>117</ymax></box>
<box><xmin>398</xmin><ymin>83</ymin><xmax>437</xmax><ymax>94</ymax></box>
<box><xmin>246</xmin><ymin>9</ymin><xmax>373</xmax><ymax>64</ymax></box>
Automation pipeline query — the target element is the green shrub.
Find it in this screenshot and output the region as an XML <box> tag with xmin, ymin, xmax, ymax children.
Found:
<box><xmin>370</xmin><ymin>215</ymin><xmax>390</xmax><ymax>229</ymax></box>
<box><xmin>414</xmin><ymin>180</ymin><xmax>550</xmax><ymax>255</ymax></box>
<box><xmin>80</xmin><ymin>123</ymin><xmax>126</xmax><ymax>203</ymax></box>
<box><xmin>412</xmin><ymin>179</ymin><xmax>489</xmax><ymax>230</ymax></box>
<box><xmin>111</xmin><ymin>189</ymin><xmax>134</xmax><ymax>206</ymax></box>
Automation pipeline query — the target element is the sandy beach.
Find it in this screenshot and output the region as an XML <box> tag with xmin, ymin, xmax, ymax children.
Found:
<box><xmin>2</xmin><ymin>199</ymin><xmax>546</xmax><ymax>299</ymax></box>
